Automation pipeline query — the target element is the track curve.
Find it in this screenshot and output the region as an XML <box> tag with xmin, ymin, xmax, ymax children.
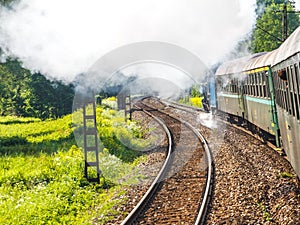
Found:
<box><xmin>121</xmin><ymin>97</ymin><xmax>214</xmax><ymax>225</ymax></box>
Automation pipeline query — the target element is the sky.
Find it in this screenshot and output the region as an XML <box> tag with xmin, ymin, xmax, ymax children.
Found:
<box><xmin>296</xmin><ymin>1</ymin><xmax>300</xmax><ymax>10</ymax></box>
<box><xmin>0</xmin><ymin>0</ymin><xmax>257</xmax><ymax>82</ymax></box>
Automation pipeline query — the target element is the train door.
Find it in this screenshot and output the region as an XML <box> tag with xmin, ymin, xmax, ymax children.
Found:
<box><xmin>268</xmin><ymin>67</ymin><xmax>280</xmax><ymax>147</ymax></box>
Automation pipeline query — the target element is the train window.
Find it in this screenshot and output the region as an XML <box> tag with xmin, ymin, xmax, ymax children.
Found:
<box><xmin>288</xmin><ymin>67</ymin><xmax>294</xmax><ymax>92</ymax></box>
<box><xmin>277</xmin><ymin>71</ymin><xmax>288</xmax><ymax>112</ymax></box>
<box><xmin>252</xmin><ymin>74</ymin><xmax>256</xmax><ymax>96</ymax></box>
<box><xmin>260</xmin><ymin>73</ymin><xmax>263</xmax><ymax>97</ymax></box>
<box><xmin>276</xmin><ymin>75</ymin><xmax>283</xmax><ymax>107</ymax></box>
<box><xmin>290</xmin><ymin>92</ymin><xmax>295</xmax><ymax>116</ymax></box>
<box><xmin>284</xmin><ymin>69</ymin><xmax>292</xmax><ymax>115</ymax></box>
<box><xmin>295</xmin><ymin>91</ymin><xmax>299</xmax><ymax>120</ymax></box>
<box><xmin>261</xmin><ymin>72</ymin><xmax>264</xmax><ymax>98</ymax></box>
<box><xmin>264</xmin><ymin>72</ymin><xmax>269</xmax><ymax>98</ymax></box>
<box><xmin>256</xmin><ymin>73</ymin><xmax>260</xmax><ymax>97</ymax></box>
<box><xmin>248</xmin><ymin>74</ymin><xmax>252</xmax><ymax>95</ymax></box>
<box><xmin>247</xmin><ymin>85</ymin><xmax>250</xmax><ymax>95</ymax></box>
<box><xmin>275</xmin><ymin>74</ymin><xmax>282</xmax><ymax>107</ymax></box>
<box><xmin>259</xmin><ymin>72</ymin><xmax>263</xmax><ymax>84</ymax></box>
<box><xmin>253</xmin><ymin>74</ymin><xmax>256</xmax><ymax>96</ymax></box>
<box><xmin>274</xmin><ymin>72</ymin><xmax>282</xmax><ymax>107</ymax></box>
<box><xmin>295</xmin><ymin>63</ymin><xmax>300</xmax><ymax>95</ymax></box>
<box><xmin>274</xmin><ymin>73</ymin><xmax>282</xmax><ymax>107</ymax></box>
<box><xmin>260</xmin><ymin>86</ymin><xmax>263</xmax><ymax>97</ymax></box>
<box><xmin>262</xmin><ymin>72</ymin><xmax>265</xmax><ymax>97</ymax></box>
<box><xmin>272</xmin><ymin>72</ymin><xmax>277</xmax><ymax>100</ymax></box>
<box><xmin>231</xmin><ymin>79</ymin><xmax>234</xmax><ymax>93</ymax></box>
<box><xmin>278</xmin><ymin>69</ymin><xmax>288</xmax><ymax>111</ymax></box>
<box><xmin>284</xmin><ymin>90</ymin><xmax>289</xmax><ymax>113</ymax></box>
<box><xmin>244</xmin><ymin>77</ymin><xmax>247</xmax><ymax>94</ymax></box>
<box><xmin>292</xmin><ymin>64</ymin><xmax>300</xmax><ymax>120</ymax></box>
<box><xmin>287</xmin><ymin>67</ymin><xmax>296</xmax><ymax>117</ymax></box>
<box><xmin>257</xmin><ymin>73</ymin><xmax>261</xmax><ymax>97</ymax></box>
<box><xmin>255</xmin><ymin>74</ymin><xmax>259</xmax><ymax>97</ymax></box>
<box><xmin>279</xmin><ymin>77</ymin><xmax>285</xmax><ymax>109</ymax></box>
<box><xmin>234</xmin><ymin>78</ymin><xmax>238</xmax><ymax>93</ymax></box>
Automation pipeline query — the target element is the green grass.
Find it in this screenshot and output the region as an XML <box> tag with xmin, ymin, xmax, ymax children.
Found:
<box><xmin>0</xmin><ymin>100</ymin><xmax>150</xmax><ymax>224</ymax></box>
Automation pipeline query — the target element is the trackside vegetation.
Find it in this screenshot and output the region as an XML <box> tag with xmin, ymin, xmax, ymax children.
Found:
<box><xmin>0</xmin><ymin>99</ymin><xmax>149</xmax><ymax>224</ymax></box>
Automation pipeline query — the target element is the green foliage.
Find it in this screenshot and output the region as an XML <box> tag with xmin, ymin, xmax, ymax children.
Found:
<box><xmin>0</xmin><ymin>145</ymin><xmax>125</xmax><ymax>225</ymax></box>
<box><xmin>99</xmin><ymin>148</ymin><xmax>146</xmax><ymax>184</ymax></box>
<box><xmin>0</xmin><ymin>111</ymin><xmax>149</xmax><ymax>224</ymax></box>
<box><xmin>0</xmin><ymin>0</ymin><xmax>15</xmax><ymax>6</ymax></box>
<box><xmin>72</xmin><ymin>100</ymin><xmax>151</xmax><ymax>184</ymax></box>
<box><xmin>0</xmin><ymin>114</ymin><xmax>75</xmax><ymax>156</ymax></box>
<box><xmin>0</xmin><ymin>116</ymin><xmax>40</xmax><ymax>124</ymax></box>
<box><xmin>252</xmin><ymin>1</ymin><xmax>300</xmax><ymax>52</ymax></box>
<box><xmin>190</xmin><ymin>84</ymin><xmax>200</xmax><ymax>97</ymax></box>
<box><xmin>0</xmin><ymin>59</ymin><xmax>75</xmax><ymax>119</ymax></box>
<box><xmin>95</xmin><ymin>105</ymin><xmax>149</xmax><ymax>163</ymax></box>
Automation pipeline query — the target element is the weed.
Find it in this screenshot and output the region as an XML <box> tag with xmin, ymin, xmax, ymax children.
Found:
<box><xmin>281</xmin><ymin>172</ymin><xmax>293</xmax><ymax>179</ymax></box>
<box><xmin>0</xmin><ymin>103</ymin><xmax>148</xmax><ymax>224</ymax></box>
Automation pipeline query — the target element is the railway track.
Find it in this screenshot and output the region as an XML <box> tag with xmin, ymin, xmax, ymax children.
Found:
<box><xmin>121</xmin><ymin>97</ymin><xmax>214</xmax><ymax>225</ymax></box>
<box><xmin>162</xmin><ymin>98</ymin><xmax>283</xmax><ymax>153</ymax></box>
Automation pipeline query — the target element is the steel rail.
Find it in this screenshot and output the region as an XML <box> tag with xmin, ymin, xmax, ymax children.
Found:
<box><xmin>120</xmin><ymin>105</ymin><xmax>173</xmax><ymax>225</ymax></box>
<box><xmin>137</xmin><ymin>98</ymin><xmax>214</xmax><ymax>225</ymax></box>
<box><xmin>151</xmin><ymin>102</ymin><xmax>214</xmax><ymax>225</ymax></box>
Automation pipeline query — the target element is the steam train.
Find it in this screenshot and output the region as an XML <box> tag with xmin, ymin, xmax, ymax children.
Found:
<box><xmin>215</xmin><ymin>26</ymin><xmax>300</xmax><ymax>177</ymax></box>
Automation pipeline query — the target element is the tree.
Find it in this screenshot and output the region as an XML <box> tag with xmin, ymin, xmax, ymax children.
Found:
<box><xmin>0</xmin><ymin>60</ymin><xmax>32</xmax><ymax>116</ymax></box>
<box><xmin>251</xmin><ymin>0</ymin><xmax>300</xmax><ymax>52</ymax></box>
<box><xmin>190</xmin><ymin>84</ymin><xmax>200</xmax><ymax>97</ymax></box>
<box><xmin>256</xmin><ymin>0</ymin><xmax>274</xmax><ymax>17</ymax></box>
<box><xmin>0</xmin><ymin>59</ymin><xmax>74</xmax><ymax>119</ymax></box>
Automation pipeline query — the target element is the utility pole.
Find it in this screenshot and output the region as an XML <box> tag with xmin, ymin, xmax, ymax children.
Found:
<box><xmin>282</xmin><ymin>3</ymin><xmax>288</xmax><ymax>41</ymax></box>
<box><xmin>275</xmin><ymin>1</ymin><xmax>300</xmax><ymax>41</ymax></box>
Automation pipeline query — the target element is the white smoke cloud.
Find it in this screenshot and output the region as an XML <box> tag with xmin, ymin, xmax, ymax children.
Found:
<box><xmin>295</xmin><ymin>1</ymin><xmax>300</xmax><ymax>11</ymax></box>
<box><xmin>0</xmin><ymin>0</ymin><xmax>256</xmax><ymax>82</ymax></box>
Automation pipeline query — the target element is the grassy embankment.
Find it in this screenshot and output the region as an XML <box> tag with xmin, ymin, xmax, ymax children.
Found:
<box><xmin>0</xmin><ymin>97</ymin><xmax>149</xmax><ymax>224</ymax></box>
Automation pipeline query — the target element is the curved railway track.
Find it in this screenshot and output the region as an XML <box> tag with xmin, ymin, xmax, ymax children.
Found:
<box><xmin>121</xmin><ymin>97</ymin><xmax>214</xmax><ymax>225</ymax></box>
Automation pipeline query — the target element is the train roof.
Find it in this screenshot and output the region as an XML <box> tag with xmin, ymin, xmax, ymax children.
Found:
<box><xmin>243</xmin><ymin>50</ymin><xmax>278</xmax><ymax>72</ymax></box>
<box><xmin>272</xmin><ymin>26</ymin><xmax>300</xmax><ymax>66</ymax></box>
<box><xmin>215</xmin><ymin>52</ymin><xmax>266</xmax><ymax>76</ymax></box>
<box><xmin>215</xmin><ymin>26</ymin><xmax>300</xmax><ymax>75</ymax></box>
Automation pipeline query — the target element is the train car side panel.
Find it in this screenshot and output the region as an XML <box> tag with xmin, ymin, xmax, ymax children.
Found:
<box><xmin>272</xmin><ymin>52</ymin><xmax>300</xmax><ymax>177</ymax></box>
<box><xmin>217</xmin><ymin>93</ymin><xmax>243</xmax><ymax>117</ymax></box>
<box><xmin>244</xmin><ymin>96</ymin><xmax>276</xmax><ymax>135</ymax></box>
<box><xmin>277</xmin><ymin>108</ymin><xmax>300</xmax><ymax>176</ymax></box>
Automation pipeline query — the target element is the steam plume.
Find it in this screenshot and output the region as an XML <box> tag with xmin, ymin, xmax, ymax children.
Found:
<box><xmin>0</xmin><ymin>0</ymin><xmax>256</xmax><ymax>82</ymax></box>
